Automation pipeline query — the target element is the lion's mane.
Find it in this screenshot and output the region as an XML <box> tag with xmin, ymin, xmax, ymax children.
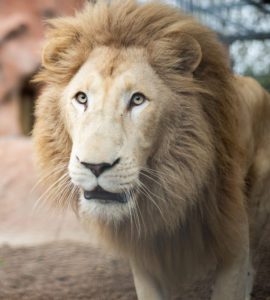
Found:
<box><xmin>33</xmin><ymin>0</ymin><xmax>247</xmax><ymax>282</ymax></box>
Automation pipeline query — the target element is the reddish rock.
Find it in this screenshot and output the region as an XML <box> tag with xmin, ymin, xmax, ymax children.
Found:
<box><xmin>0</xmin><ymin>0</ymin><xmax>85</xmax><ymax>136</ymax></box>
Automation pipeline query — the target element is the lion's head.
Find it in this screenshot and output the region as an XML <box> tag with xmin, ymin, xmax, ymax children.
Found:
<box><xmin>34</xmin><ymin>0</ymin><xmax>241</xmax><ymax>243</ymax></box>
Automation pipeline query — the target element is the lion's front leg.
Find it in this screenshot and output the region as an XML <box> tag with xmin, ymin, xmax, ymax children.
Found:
<box><xmin>131</xmin><ymin>262</ymin><xmax>168</xmax><ymax>300</ymax></box>
<box><xmin>211</xmin><ymin>229</ymin><xmax>251</xmax><ymax>300</ymax></box>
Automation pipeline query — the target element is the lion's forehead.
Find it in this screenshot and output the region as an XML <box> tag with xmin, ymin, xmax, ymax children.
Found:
<box><xmin>64</xmin><ymin>47</ymin><xmax>160</xmax><ymax>107</ymax></box>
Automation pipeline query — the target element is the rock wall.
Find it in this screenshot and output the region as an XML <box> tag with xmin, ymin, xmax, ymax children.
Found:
<box><xmin>0</xmin><ymin>0</ymin><xmax>84</xmax><ymax>136</ymax></box>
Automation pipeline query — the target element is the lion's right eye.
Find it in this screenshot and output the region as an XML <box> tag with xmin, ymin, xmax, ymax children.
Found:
<box><xmin>129</xmin><ymin>92</ymin><xmax>147</xmax><ymax>108</ymax></box>
<box><xmin>75</xmin><ymin>92</ymin><xmax>88</xmax><ymax>105</ymax></box>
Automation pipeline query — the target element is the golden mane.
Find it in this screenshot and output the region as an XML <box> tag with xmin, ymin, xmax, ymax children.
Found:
<box><xmin>33</xmin><ymin>0</ymin><xmax>247</xmax><ymax>285</ymax></box>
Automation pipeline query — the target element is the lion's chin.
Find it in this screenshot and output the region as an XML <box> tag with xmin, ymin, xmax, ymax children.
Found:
<box><xmin>83</xmin><ymin>187</ymin><xmax>128</xmax><ymax>204</ymax></box>
<box><xmin>79</xmin><ymin>188</ymin><xmax>134</xmax><ymax>222</ymax></box>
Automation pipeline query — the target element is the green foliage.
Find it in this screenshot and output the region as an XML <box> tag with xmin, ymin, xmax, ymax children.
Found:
<box><xmin>0</xmin><ymin>258</ymin><xmax>4</xmax><ymax>267</ymax></box>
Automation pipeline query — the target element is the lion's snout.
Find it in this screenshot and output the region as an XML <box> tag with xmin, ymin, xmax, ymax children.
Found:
<box><xmin>77</xmin><ymin>156</ymin><xmax>121</xmax><ymax>177</ymax></box>
<box><xmin>69</xmin><ymin>148</ymin><xmax>140</xmax><ymax>205</ymax></box>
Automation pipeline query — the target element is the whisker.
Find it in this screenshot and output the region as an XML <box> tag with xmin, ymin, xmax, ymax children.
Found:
<box><xmin>141</xmin><ymin>167</ymin><xmax>186</xmax><ymax>202</ymax></box>
<box><xmin>138</xmin><ymin>181</ymin><xmax>167</xmax><ymax>224</ymax></box>
<box><xmin>138</xmin><ymin>174</ymin><xmax>168</xmax><ymax>204</ymax></box>
<box><xmin>30</xmin><ymin>164</ymin><xmax>69</xmax><ymax>195</ymax></box>
<box><xmin>33</xmin><ymin>173</ymin><xmax>70</xmax><ymax>212</ymax></box>
<box><xmin>131</xmin><ymin>187</ymin><xmax>144</xmax><ymax>237</ymax></box>
<box><xmin>140</xmin><ymin>167</ymin><xmax>170</xmax><ymax>180</ymax></box>
<box><xmin>130</xmin><ymin>188</ymin><xmax>141</xmax><ymax>237</ymax></box>
<box><xmin>125</xmin><ymin>189</ymin><xmax>134</xmax><ymax>239</ymax></box>
<box><xmin>67</xmin><ymin>184</ymin><xmax>79</xmax><ymax>210</ymax></box>
<box><xmin>55</xmin><ymin>179</ymin><xmax>73</xmax><ymax>209</ymax></box>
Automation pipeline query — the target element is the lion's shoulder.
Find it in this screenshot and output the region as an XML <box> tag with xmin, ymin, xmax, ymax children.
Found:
<box><xmin>235</xmin><ymin>76</ymin><xmax>270</xmax><ymax>193</ymax></box>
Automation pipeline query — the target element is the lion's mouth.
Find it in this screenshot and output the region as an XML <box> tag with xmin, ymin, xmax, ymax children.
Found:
<box><xmin>83</xmin><ymin>186</ymin><xmax>128</xmax><ymax>204</ymax></box>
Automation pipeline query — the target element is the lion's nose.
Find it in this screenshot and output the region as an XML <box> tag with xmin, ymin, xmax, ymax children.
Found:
<box><xmin>77</xmin><ymin>157</ymin><xmax>120</xmax><ymax>177</ymax></box>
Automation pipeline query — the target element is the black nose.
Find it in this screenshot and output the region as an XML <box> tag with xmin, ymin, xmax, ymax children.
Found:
<box><xmin>79</xmin><ymin>157</ymin><xmax>120</xmax><ymax>177</ymax></box>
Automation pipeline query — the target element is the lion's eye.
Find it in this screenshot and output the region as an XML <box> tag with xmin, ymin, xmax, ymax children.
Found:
<box><xmin>129</xmin><ymin>93</ymin><xmax>146</xmax><ymax>107</ymax></box>
<box><xmin>75</xmin><ymin>92</ymin><xmax>88</xmax><ymax>105</ymax></box>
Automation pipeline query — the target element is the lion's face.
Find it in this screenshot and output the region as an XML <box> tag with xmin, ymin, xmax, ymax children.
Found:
<box><xmin>64</xmin><ymin>47</ymin><xmax>169</xmax><ymax>220</ymax></box>
<box><xmin>33</xmin><ymin>0</ymin><xmax>241</xmax><ymax>247</ymax></box>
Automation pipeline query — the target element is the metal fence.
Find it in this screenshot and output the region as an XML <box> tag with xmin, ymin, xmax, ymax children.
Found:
<box><xmin>174</xmin><ymin>0</ymin><xmax>270</xmax><ymax>44</ymax></box>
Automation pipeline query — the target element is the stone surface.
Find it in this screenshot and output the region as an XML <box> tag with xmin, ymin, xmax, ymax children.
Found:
<box><xmin>0</xmin><ymin>0</ymin><xmax>85</xmax><ymax>136</ymax></box>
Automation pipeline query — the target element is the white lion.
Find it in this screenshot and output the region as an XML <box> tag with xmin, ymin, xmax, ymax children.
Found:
<box><xmin>33</xmin><ymin>1</ymin><xmax>270</xmax><ymax>299</ymax></box>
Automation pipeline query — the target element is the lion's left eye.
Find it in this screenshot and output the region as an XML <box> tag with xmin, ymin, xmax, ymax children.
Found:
<box><xmin>75</xmin><ymin>92</ymin><xmax>88</xmax><ymax>105</ymax></box>
<box><xmin>129</xmin><ymin>93</ymin><xmax>146</xmax><ymax>107</ymax></box>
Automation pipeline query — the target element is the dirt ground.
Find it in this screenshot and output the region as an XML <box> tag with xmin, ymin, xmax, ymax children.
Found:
<box><xmin>0</xmin><ymin>242</ymin><xmax>136</xmax><ymax>300</ymax></box>
<box><xmin>0</xmin><ymin>138</ymin><xmax>269</xmax><ymax>300</ymax></box>
<box><xmin>0</xmin><ymin>237</ymin><xmax>269</xmax><ymax>300</ymax></box>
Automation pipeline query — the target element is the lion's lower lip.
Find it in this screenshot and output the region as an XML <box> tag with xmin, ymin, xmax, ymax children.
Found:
<box><xmin>83</xmin><ymin>190</ymin><xmax>127</xmax><ymax>203</ymax></box>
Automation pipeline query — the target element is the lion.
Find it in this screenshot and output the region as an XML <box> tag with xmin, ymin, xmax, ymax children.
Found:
<box><xmin>32</xmin><ymin>1</ymin><xmax>270</xmax><ymax>299</ymax></box>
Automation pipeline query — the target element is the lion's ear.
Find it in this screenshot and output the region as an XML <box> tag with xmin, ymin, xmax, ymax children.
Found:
<box><xmin>34</xmin><ymin>18</ymin><xmax>88</xmax><ymax>84</ymax></box>
<box><xmin>149</xmin><ymin>33</ymin><xmax>202</xmax><ymax>75</ymax></box>
<box><xmin>41</xmin><ymin>19</ymin><xmax>80</xmax><ymax>69</ymax></box>
<box><xmin>42</xmin><ymin>40</ymin><xmax>61</xmax><ymax>68</ymax></box>
<box><xmin>174</xmin><ymin>34</ymin><xmax>202</xmax><ymax>73</ymax></box>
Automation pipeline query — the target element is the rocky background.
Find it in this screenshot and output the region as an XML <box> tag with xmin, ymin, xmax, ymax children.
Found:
<box><xmin>0</xmin><ymin>0</ymin><xmax>86</xmax><ymax>136</ymax></box>
<box><xmin>0</xmin><ymin>1</ymin><xmax>269</xmax><ymax>299</ymax></box>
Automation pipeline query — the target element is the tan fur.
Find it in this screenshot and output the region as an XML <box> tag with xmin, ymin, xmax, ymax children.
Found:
<box><xmin>33</xmin><ymin>1</ymin><xmax>270</xmax><ymax>299</ymax></box>
<box><xmin>235</xmin><ymin>76</ymin><xmax>270</xmax><ymax>248</ymax></box>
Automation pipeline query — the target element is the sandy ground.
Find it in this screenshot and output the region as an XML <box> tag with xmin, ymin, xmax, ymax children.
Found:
<box><xmin>0</xmin><ymin>240</ymin><xmax>269</xmax><ymax>300</ymax></box>
<box><xmin>0</xmin><ymin>242</ymin><xmax>136</xmax><ymax>300</ymax></box>
<box><xmin>0</xmin><ymin>137</ymin><xmax>269</xmax><ymax>299</ymax></box>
